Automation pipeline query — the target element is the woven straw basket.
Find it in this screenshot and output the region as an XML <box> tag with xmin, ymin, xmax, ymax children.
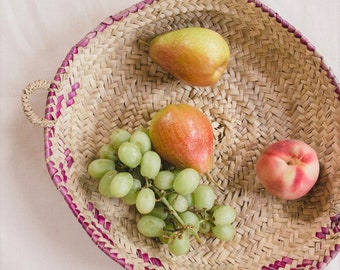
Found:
<box><xmin>21</xmin><ymin>0</ymin><xmax>340</xmax><ymax>269</ymax></box>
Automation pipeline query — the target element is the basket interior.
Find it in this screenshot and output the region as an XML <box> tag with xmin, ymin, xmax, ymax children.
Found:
<box><xmin>44</xmin><ymin>0</ymin><xmax>340</xmax><ymax>269</ymax></box>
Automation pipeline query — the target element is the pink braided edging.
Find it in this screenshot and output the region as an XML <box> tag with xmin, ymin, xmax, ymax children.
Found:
<box><xmin>249</xmin><ymin>0</ymin><xmax>340</xmax><ymax>269</ymax></box>
<box><xmin>44</xmin><ymin>1</ymin><xmax>164</xmax><ymax>269</ymax></box>
<box><xmin>43</xmin><ymin>0</ymin><xmax>340</xmax><ymax>269</ymax></box>
<box><xmin>248</xmin><ymin>0</ymin><xmax>340</xmax><ymax>102</ymax></box>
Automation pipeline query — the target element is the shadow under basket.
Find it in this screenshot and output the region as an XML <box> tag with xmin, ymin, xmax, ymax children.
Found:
<box><xmin>21</xmin><ymin>0</ymin><xmax>340</xmax><ymax>269</ymax></box>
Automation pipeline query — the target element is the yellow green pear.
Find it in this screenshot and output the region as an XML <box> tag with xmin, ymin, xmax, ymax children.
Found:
<box><xmin>149</xmin><ymin>27</ymin><xmax>230</xmax><ymax>86</ymax></box>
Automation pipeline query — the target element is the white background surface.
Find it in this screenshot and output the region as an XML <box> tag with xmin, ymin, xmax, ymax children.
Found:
<box><xmin>0</xmin><ymin>0</ymin><xmax>339</xmax><ymax>269</ymax></box>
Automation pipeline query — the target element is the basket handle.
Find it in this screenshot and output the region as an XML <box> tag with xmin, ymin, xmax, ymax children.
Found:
<box><xmin>21</xmin><ymin>80</ymin><xmax>55</xmax><ymax>127</ymax></box>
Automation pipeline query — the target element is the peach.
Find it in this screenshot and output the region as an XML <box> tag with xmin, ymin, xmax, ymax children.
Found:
<box><xmin>255</xmin><ymin>139</ymin><xmax>320</xmax><ymax>200</ymax></box>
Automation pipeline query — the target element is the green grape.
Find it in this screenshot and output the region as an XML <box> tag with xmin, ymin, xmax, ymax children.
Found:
<box><xmin>111</xmin><ymin>129</ymin><xmax>131</xmax><ymax>149</ymax></box>
<box><xmin>136</xmin><ymin>127</ymin><xmax>149</xmax><ymax>135</ymax></box>
<box><xmin>118</xmin><ymin>142</ymin><xmax>142</xmax><ymax>168</ymax></box>
<box><xmin>121</xmin><ymin>179</ymin><xmax>142</xmax><ymax>205</ymax></box>
<box><xmin>212</xmin><ymin>205</ymin><xmax>237</xmax><ymax>225</ymax></box>
<box><xmin>98</xmin><ymin>170</ymin><xmax>118</xmax><ymax>197</ymax></box>
<box><xmin>199</xmin><ymin>220</ymin><xmax>212</xmax><ymax>234</ymax></box>
<box><xmin>150</xmin><ymin>204</ymin><xmax>168</xmax><ymax>220</ymax></box>
<box><xmin>164</xmin><ymin>219</ymin><xmax>176</xmax><ymax>232</ymax></box>
<box><xmin>136</xmin><ymin>188</ymin><xmax>156</xmax><ymax>214</ymax></box>
<box><xmin>158</xmin><ymin>231</ymin><xmax>171</xmax><ymax>244</ymax></box>
<box><xmin>109</xmin><ymin>172</ymin><xmax>133</xmax><ymax>198</ymax></box>
<box><xmin>168</xmin><ymin>193</ymin><xmax>188</xmax><ymax>213</ymax></box>
<box><xmin>140</xmin><ymin>151</ymin><xmax>161</xmax><ymax>179</ymax></box>
<box><xmin>97</xmin><ymin>144</ymin><xmax>118</xmax><ymax>161</ymax></box>
<box><xmin>212</xmin><ymin>224</ymin><xmax>235</xmax><ymax>241</ymax></box>
<box><xmin>193</xmin><ymin>185</ymin><xmax>216</xmax><ymax>210</ymax></box>
<box><xmin>173</xmin><ymin>168</ymin><xmax>200</xmax><ymax>195</ymax></box>
<box><xmin>154</xmin><ymin>170</ymin><xmax>175</xmax><ymax>190</ymax></box>
<box><xmin>172</xmin><ymin>169</ymin><xmax>182</xmax><ymax>176</ymax></box>
<box><xmin>184</xmin><ymin>193</ymin><xmax>194</xmax><ymax>208</ymax></box>
<box><xmin>137</xmin><ymin>215</ymin><xmax>165</xmax><ymax>238</ymax></box>
<box><xmin>168</xmin><ymin>232</ymin><xmax>190</xmax><ymax>256</ymax></box>
<box><xmin>179</xmin><ymin>211</ymin><xmax>199</xmax><ymax>233</ymax></box>
<box><xmin>130</xmin><ymin>130</ymin><xmax>152</xmax><ymax>154</ymax></box>
<box><xmin>211</xmin><ymin>205</ymin><xmax>222</xmax><ymax>212</ymax></box>
<box><xmin>88</xmin><ymin>159</ymin><xmax>116</xmax><ymax>180</ymax></box>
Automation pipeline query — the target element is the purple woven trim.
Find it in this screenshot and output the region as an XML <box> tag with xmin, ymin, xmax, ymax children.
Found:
<box><xmin>261</xmin><ymin>214</ymin><xmax>340</xmax><ymax>270</ymax></box>
<box><xmin>248</xmin><ymin>0</ymin><xmax>340</xmax><ymax>101</ymax></box>
<box><xmin>250</xmin><ymin>1</ymin><xmax>340</xmax><ymax>265</ymax></box>
<box><xmin>43</xmin><ymin>1</ymin><xmax>165</xmax><ymax>269</ymax></box>
<box><xmin>43</xmin><ymin>0</ymin><xmax>340</xmax><ymax>268</ymax></box>
<box><xmin>86</xmin><ymin>202</ymin><xmax>163</xmax><ymax>269</ymax></box>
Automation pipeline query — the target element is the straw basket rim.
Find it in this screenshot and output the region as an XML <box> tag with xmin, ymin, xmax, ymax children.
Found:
<box><xmin>22</xmin><ymin>0</ymin><xmax>340</xmax><ymax>269</ymax></box>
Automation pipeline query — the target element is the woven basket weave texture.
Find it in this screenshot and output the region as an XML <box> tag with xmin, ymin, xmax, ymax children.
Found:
<box><xmin>23</xmin><ymin>0</ymin><xmax>340</xmax><ymax>269</ymax></box>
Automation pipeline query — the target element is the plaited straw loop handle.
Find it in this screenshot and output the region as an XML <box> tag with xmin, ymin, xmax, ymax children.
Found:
<box><xmin>21</xmin><ymin>80</ymin><xmax>55</xmax><ymax>127</ymax></box>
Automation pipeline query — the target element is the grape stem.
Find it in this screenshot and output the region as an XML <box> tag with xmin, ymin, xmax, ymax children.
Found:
<box><xmin>152</xmin><ymin>187</ymin><xmax>202</xmax><ymax>244</ymax></box>
<box><xmin>206</xmin><ymin>172</ymin><xmax>225</xmax><ymax>192</ymax></box>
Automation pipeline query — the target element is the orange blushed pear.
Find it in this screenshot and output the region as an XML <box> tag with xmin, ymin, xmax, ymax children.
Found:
<box><xmin>149</xmin><ymin>104</ymin><xmax>223</xmax><ymax>190</ymax></box>
<box><xmin>149</xmin><ymin>27</ymin><xmax>230</xmax><ymax>87</ymax></box>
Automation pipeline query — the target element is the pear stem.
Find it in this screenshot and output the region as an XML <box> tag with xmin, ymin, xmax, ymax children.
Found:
<box><xmin>206</xmin><ymin>172</ymin><xmax>225</xmax><ymax>192</ymax></box>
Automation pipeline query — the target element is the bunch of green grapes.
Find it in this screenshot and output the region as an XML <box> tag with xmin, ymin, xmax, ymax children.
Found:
<box><xmin>87</xmin><ymin>128</ymin><xmax>237</xmax><ymax>256</ymax></box>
